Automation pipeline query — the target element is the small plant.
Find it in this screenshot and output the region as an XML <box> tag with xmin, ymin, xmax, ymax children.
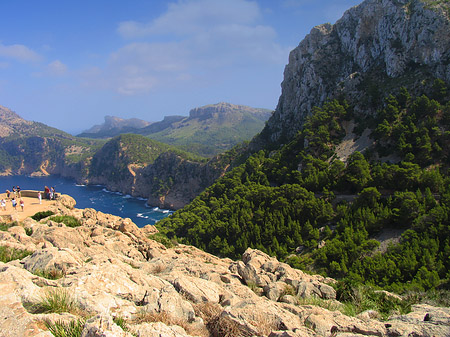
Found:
<box><xmin>0</xmin><ymin>223</ymin><xmax>11</xmax><ymax>231</ymax></box>
<box><xmin>33</xmin><ymin>268</ymin><xmax>65</xmax><ymax>280</ymax></box>
<box><xmin>44</xmin><ymin>318</ymin><xmax>85</xmax><ymax>337</ymax></box>
<box><xmin>25</xmin><ymin>227</ymin><xmax>33</xmax><ymax>236</ymax></box>
<box><xmin>0</xmin><ymin>245</ymin><xmax>32</xmax><ymax>263</ymax></box>
<box><xmin>113</xmin><ymin>316</ymin><xmax>133</xmax><ymax>334</ymax></box>
<box><xmin>148</xmin><ymin>232</ymin><xmax>177</xmax><ymax>248</ymax></box>
<box><xmin>31</xmin><ymin>210</ymin><xmax>54</xmax><ymax>221</ymax></box>
<box><xmin>47</xmin><ymin>215</ymin><xmax>81</xmax><ymax>228</ymax></box>
<box><xmin>297</xmin><ymin>296</ymin><xmax>343</xmax><ymax>312</ymax></box>
<box><xmin>280</xmin><ymin>284</ymin><xmax>296</xmax><ymax>297</ymax></box>
<box><xmin>30</xmin><ymin>288</ymin><xmax>77</xmax><ymax>314</ymax></box>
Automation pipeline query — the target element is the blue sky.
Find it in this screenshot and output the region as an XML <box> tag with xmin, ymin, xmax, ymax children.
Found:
<box><xmin>0</xmin><ymin>0</ymin><xmax>361</xmax><ymax>134</ymax></box>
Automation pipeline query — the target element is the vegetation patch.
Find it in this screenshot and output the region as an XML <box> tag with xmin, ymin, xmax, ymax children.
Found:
<box><xmin>43</xmin><ymin>318</ymin><xmax>85</xmax><ymax>337</ymax></box>
<box><xmin>31</xmin><ymin>210</ymin><xmax>54</xmax><ymax>221</ymax></box>
<box><xmin>148</xmin><ymin>232</ymin><xmax>177</xmax><ymax>249</ymax></box>
<box><xmin>28</xmin><ymin>288</ymin><xmax>78</xmax><ymax>314</ymax></box>
<box><xmin>32</xmin><ymin>268</ymin><xmax>65</xmax><ymax>280</ymax></box>
<box><xmin>0</xmin><ymin>245</ymin><xmax>32</xmax><ymax>263</ymax></box>
<box><xmin>47</xmin><ymin>215</ymin><xmax>81</xmax><ymax>228</ymax></box>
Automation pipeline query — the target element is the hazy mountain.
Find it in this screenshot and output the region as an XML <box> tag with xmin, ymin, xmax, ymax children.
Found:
<box><xmin>139</xmin><ymin>102</ymin><xmax>272</xmax><ymax>157</ymax></box>
<box><xmin>77</xmin><ymin>115</ymin><xmax>152</xmax><ymax>138</ymax></box>
<box><xmin>78</xmin><ymin>102</ymin><xmax>272</xmax><ymax>157</ymax></box>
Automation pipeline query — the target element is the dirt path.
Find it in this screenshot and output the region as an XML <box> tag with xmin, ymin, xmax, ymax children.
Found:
<box><xmin>0</xmin><ymin>195</ymin><xmax>57</xmax><ymax>222</ymax></box>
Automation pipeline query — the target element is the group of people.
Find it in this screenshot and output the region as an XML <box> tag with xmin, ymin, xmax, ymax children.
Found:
<box><xmin>1</xmin><ymin>186</ymin><xmax>24</xmax><ymax>212</ymax></box>
<box><xmin>1</xmin><ymin>185</ymin><xmax>57</xmax><ymax>213</ymax></box>
<box><xmin>44</xmin><ymin>186</ymin><xmax>56</xmax><ymax>200</ymax></box>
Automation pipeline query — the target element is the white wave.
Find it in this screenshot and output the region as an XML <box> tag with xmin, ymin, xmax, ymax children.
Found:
<box><xmin>75</xmin><ymin>184</ymin><xmax>86</xmax><ymax>187</ymax></box>
<box><xmin>123</xmin><ymin>194</ymin><xmax>132</xmax><ymax>199</ymax></box>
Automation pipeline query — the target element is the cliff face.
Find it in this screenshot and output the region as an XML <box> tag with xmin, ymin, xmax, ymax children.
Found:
<box><xmin>260</xmin><ymin>0</ymin><xmax>450</xmax><ymax>146</ymax></box>
<box><xmin>84</xmin><ymin>134</ymin><xmax>238</xmax><ymax>209</ymax></box>
<box><xmin>1</xmin><ymin>198</ymin><xmax>449</xmax><ymax>336</ymax></box>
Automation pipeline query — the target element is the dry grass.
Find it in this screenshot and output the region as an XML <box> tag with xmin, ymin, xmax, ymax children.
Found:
<box><xmin>152</xmin><ymin>263</ymin><xmax>166</xmax><ymax>274</ymax></box>
<box><xmin>194</xmin><ymin>302</ymin><xmax>279</xmax><ymax>337</ymax></box>
<box><xmin>132</xmin><ymin>310</ymin><xmax>208</xmax><ymax>337</ymax></box>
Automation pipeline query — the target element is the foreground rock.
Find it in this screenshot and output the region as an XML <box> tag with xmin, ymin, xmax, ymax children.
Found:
<box><xmin>0</xmin><ymin>196</ymin><xmax>449</xmax><ymax>336</ymax></box>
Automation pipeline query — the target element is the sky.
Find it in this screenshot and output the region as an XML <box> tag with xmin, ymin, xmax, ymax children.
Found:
<box><xmin>0</xmin><ymin>0</ymin><xmax>361</xmax><ymax>134</ymax></box>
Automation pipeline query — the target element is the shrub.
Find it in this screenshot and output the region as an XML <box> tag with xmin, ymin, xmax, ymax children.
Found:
<box><xmin>47</xmin><ymin>215</ymin><xmax>81</xmax><ymax>228</ymax></box>
<box><xmin>148</xmin><ymin>232</ymin><xmax>176</xmax><ymax>248</ymax></box>
<box><xmin>0</xmin><ymin>245</ymin><xmax>32</xmax><ymax>263</ymax></box>
<box><xmin>33</xmin><ymin>268</ymin><xmax>65</xmax><ymax>280</ymax></box>
<box><xmin>44</xmin><ymin>318</ymin><xmax>85</xmax><ymax>337</ymax></box>
<box><xmin>31</xmin><ymin>210</ymin><xmax>54</xmax><ymax>221</ymax></box>
<box><xmin>30</xmin><ymin>288</ymin><xmax>77</xmax><ymax>314</ymax></box>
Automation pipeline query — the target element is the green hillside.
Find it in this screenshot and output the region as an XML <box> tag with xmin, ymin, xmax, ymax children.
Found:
<box><xmin>140</xmin><ymin>103</ymin><xmax>271</xmax><ymax>157</ymax></box>
<box><xmin>158</xmin><ymin>82</ymin><xmax>450</xmax><ymax>293</ymax></box>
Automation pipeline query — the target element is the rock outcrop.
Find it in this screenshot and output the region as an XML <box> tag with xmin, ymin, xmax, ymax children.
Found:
<box><xmin>0</xmin><ymin>196</ymin><xmax>449</xmax><ymax>336</ymax></box>
<box><xmin>258</xmin><ymin>0</ymin><xmax>450</xmax><ymax>147</ymax></box>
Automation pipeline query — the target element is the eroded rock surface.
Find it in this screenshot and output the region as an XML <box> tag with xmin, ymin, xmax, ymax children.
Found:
<box><xmin>0</xmin><ymin>196</ymin><xmax>449</xmax><ymax>336</ymax></box>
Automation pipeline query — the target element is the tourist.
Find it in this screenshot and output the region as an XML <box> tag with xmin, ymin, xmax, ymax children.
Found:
<box><xmin>11</xmin><ymin>198</ymin><xmax>17</xmax><ymax>210</ymax></box>
<box><xmin>1</xmin><ymin>199</ymin><xmax>6</xmax><ymax>211</ymax></box>
<box><xmin>19</xmin><ymin>199</ymin><xmax>24</xmax><ymax>212</ymax></box>
<box><xmin>17</xmin><ymin>186</ymin><xmax>21</xmax><ymax>197</ymax></box>
<box><xmin>12</xmin><ymin>186</ymin><xmax>16</xmax><ymax>198</ymax></box>
<box><xmin>44</xmin><ymin>186</ymin><xmax>50</xmax><ymax>200</ymax></box>
<box><xmin>50</xmin><ymin>187</ymin><xmax>54</xmax><ymax>200</ymax></box>
<box><xmin>38</xmin><ymin>191</ymin><xmax>42</xmax><ymax>204</ymax></box>
<box><xmin>5</xmin><ymin>190</ymin><xmax>10</xmax><ymax>199</ymax></box>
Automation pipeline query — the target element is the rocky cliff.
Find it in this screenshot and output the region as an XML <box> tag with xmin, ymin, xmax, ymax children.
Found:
<box><xmin>258</xmin><ymin>0</ymin><xmax>450</xmax><ymax>147</ymax></box>
<box><xmin>1</xmin><ymin>197</ymin><xmax>449</xmax><ymax>336</ymax></box>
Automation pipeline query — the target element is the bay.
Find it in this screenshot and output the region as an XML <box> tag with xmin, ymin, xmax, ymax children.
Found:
<box><xmin>0</xmin><ymin>175</ymin><xmax>172</xmax><ymax>227</ymax></box>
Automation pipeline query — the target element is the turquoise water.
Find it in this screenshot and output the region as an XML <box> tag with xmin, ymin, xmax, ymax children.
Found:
<box><xmin>0</xmin><ymin>175</ymin><xmax>172</xmax><ymax>227</ymax></box>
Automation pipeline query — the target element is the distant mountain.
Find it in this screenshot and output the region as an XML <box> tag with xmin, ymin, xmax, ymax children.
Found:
<box><xmin>0</xmin><ymin>105</ymin><xmax>73</xmax><ymax>139</ymax></box>
<box><xmin>139</xmin><ymin>102</ymin><xmax>272</xmax><ymax>157</ymax></box>
<box><xmin>78</xmin><ymin>103</ymin><xmax>272</xmax><ymax>157</ymax></box>
<box><xmin>77</xmin><ymin>115</ymin><xmax>152</xmax><ymax>138</ymax></box>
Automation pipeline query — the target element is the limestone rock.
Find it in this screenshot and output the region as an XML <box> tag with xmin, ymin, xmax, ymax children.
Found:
<box><xmin>81</xmin><ymin>314</ymin><xmax>134</xmax><ymax>337</ymax></box>
<box><xmin>23</xmin><ymin>247</ymin><xmax>83</xmax><ymax>273</ymax></box>
<box><xmin>59</xmin><ymin>194</ymin><xmax>76</xmax><ymax>209</ymax></box>
<box><xmin>133</xmin><ymin>322</ymin><xmax>191</xmax><ymax>337</ymax></box>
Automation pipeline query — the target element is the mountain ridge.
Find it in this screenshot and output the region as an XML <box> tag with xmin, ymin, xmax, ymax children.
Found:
<box><xmin>256</xmin><ymin>0</ymin><xmax>450</xmax><ymax>148</ymax></box>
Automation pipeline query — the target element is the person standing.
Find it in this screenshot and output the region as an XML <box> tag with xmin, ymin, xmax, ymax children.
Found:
<box><xmin>19</xmin><ymin>199</ymin><xmax>24</xmax><ymax>212</ymax></box>
<box><xmin>17</xmin><ymin>186</ymin><xmax>21</xmax><ymax>197</ymax></box>
<box><xmin>5</xmin><ymin>190</ymin><xmax>10</xmax><ymax>199</ymax></box>
<box><xmin>38</xmin><ymin>191</ymin><xmax>42</xmax><ymax>204</ymax></box>
<box><xmin>11</xmin><ymin>198</ymin><xmax>17</xmax><ymax>210</ymax></box>
<box><xmin>1</xmin><ymin>199</ymin><xmax>6</xmax><ymax>211</ymax></box>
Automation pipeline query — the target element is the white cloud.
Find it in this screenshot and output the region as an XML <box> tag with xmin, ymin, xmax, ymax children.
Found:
<box><xmin>118</xmin><ymin>0</ymin><xmax>261</xmax><ymax>38</ymax></box>
<box><xmin>46</xmin><ymin>60</ymin><xmax>68</xmax><ymax>76</ymax></box>
<box><xmin>0</xmin><ymin>42</ymin><xmax>41</xmax><ymax>62</ymax></box>
<box><xmin>104</xmin><ymin>0</ymin><xmax>287</xmax><ymax>95</ymax></box>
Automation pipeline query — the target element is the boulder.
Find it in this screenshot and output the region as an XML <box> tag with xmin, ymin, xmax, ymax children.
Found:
<box><xmin>172</xmin><ymin>275</ymin><xmax>221</xmax><ymax>303</ymax></box>
<box><xmin>81</xmin><ymin>314</ymin><xmax>134</xmax><ymax>337</ymax></box>
<box><xmin>59</xmin><ymin>194</ymin><xmax>76</xmax><ymax>209</ymax></box>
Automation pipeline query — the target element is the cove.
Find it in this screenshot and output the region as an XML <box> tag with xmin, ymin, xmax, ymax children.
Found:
<box><xmin>0</xmin><ymin>175</ymin><xmax>172</xmax><ymax>227</ymax></box>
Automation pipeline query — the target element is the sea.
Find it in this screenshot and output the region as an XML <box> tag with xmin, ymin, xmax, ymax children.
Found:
<box><xmin>0</xmin><ymin>175</ymin><xmax>172</xmax><ymax>227</ymax></box>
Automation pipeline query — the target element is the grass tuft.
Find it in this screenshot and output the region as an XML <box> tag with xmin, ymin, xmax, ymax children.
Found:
<box><xmin>43</xmin><ymin>318</ymin><xmax>85</xmax><ymax>337</ymax></box>
<box><xmin>47</xmin><ymin>215</ymin><xmax>81</xmax><ymax>228</ymax></box>
<box><xmin>0</xmin><ymin>245</ymin><xmax>32</xmax><ymax>263</ymax></box>
<box><xmin>33</xmin><ymin>268</ymin><xmax>65</xmax><ymax>280</ymax></box>
<box><xmin>30</xmin><ymin>288</ymin><xmax>77</xmax><ymax>314</ymax></box>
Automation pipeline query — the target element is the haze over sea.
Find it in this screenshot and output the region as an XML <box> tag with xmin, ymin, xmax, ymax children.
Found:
<box><xmin>0</xmin><ymin>175</ymin><xmax>172</xmax><ymax>227</ymax></box>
